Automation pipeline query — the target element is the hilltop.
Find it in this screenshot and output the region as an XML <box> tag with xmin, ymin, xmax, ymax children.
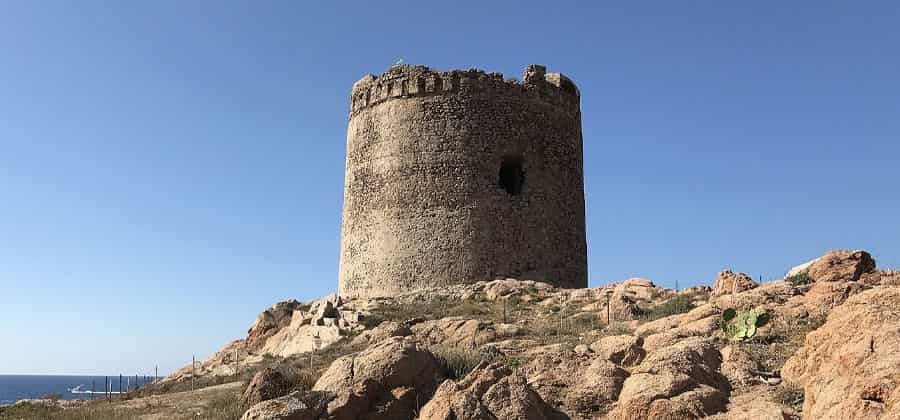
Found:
<box><xmin>5</xmin><ymin>249</ymin><xmax>898</xmax><ymax>419</ymax></box>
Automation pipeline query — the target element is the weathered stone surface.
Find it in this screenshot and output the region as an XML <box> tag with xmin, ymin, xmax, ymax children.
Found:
<box><xmin>242</xmin><ymin>367</ymin><xmax>293</xmax><ymax>407</ymax></box>
<box><xmin>807</xmin><ymin>249</ymin><xmax>876</xmax><ymax>283</ymax></box>
<box><xmin>338</xmin><ymin>64</ymin><xmax>587</xmax><ymax>298</ymax></box>
<box><xmin>861</xmin><ymin>269</ymin><xmax>900</xmax><ymax>286</ymax></box>
<box><xmin>312</xmin><ymin>336</ymin><xmax>445</xmax><ymax>420</ymax></box>
<box><xmin>782</xmin><ymin>287</ymin><xmax>900</xmax><ymax>419</ymax></box>
<box><xmin>248</xmin><ymin>300</ymin><xmax>305</xmax><ymax>348</ymax></box>
<box><xmin>710</xmin><ymin>388</ymin><xmax>798</xmax><ymax>420</ymax></box>
<box><xmin>240</xmin><ymin>390</ymin><xmax>334</xmax><ymax>420</ymax></box>
<box><xmin>802</xmin><ymin>280</ymin><xmax>865</xmax><ymax>315</ymax></box>
<box><xmin>350</xmin><ymin>321</ymin><xmax>411</xmax><ymax>346</ymax></box>
<box><xmin>411</xmin><ymin>317</ymin><xmax>522</xmax><ymax>348</ymax></box>
<box><xmin>523</xmin><ymin>345</ymin><xmax>628</xmax><ymax>419</ymax></box>
<box><xmin>719</xmin><ymin>345</ymin><xmax>758</xmax><ymax>388</ymax></box>
<box><xmin>589</xmin><ymin>335</ymin><xmax>644</xmax><ymax>366</ymax></box>
<box><xmin>608</xmin><ymin>337</ymin><xmax>729</xmax><ymax>420</ymax></box>
<box><xmin>483</xmin><ymin>278</ymin><xmax>555</xmax><ymax>302</ymax></box>
<box><xmin>712</xmin><ymin>270</ymin><xmax>758</xmax><ymax>297</ymax></box>
<box><xmin>418</xmin><ymin>362</ymin><xmax>562</xmax><ymax>420</ymax></box>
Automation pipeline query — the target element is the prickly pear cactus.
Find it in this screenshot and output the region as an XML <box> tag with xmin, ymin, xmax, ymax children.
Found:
<box><xmin>720</xmin><ymin>308</ymin><xmax>771</xmax><ymax>341</ymax></box>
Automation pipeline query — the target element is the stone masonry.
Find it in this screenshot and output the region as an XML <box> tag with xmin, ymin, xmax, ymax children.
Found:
<box><xmin>338</xmin><ymin>64</ymin><xmax>587</xmax><ymax>298</ymax></box>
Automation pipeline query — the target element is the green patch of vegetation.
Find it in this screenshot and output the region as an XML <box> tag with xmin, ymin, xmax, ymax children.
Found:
<box><xmin>430</xmin><ymin>345</ymin><xmax>512</xmax><ymax>380</ymax></box>
<box><xmin>720</xmin><ymin>308</ymin><xmax>771</xmax><ymax>341</ymax></box>
<box><xmin>0</xmin><ymin>401</ymin><xmax>153</xmax><ymax>420</ymax></box>
<box><xmin>637</xmin><ymin>292</ymin><xmax>703</xmax><ymax>321</ymax></box>
<box><xmin>786</xmin><ymin>271</ymin><xmax>811</xmax><ymax>286</ymax></box>
<box><xmin>200</xmin><ymin>393</ymin><xmax>247</xmax><ymax>419</ymax></box>
<box><xmin>133</xmin><ymin>370</ymin><xmax>252</xmax><ymax>397</ymax></box>
<box><xmin>0</xmin><ymin>402</ymin><xmax>61</xmax><ymax>419</ymax></box>
<box><xmin>743</xmin><ymin>313</ymin><xmax>826</xmax><ymax>373</ymax></box>
<box><xmin>431</xmin><ymin>345</ymin><xmax>493</xmax><ymax>380</ymax></box>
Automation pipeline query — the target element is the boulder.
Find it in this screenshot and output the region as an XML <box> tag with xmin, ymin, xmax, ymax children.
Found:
<box><xmin>782</xmin><ymin>287</ymin><xmax>900</xmax><ymax>419</ymax></box>
<box><xmin>418</xmin><ymin>362</ymin><xmax>562</xmax><ymax>420</ymax></box>
<box><xmin>483</xmin><ymin>279</ymin><xmax>554</xmax><ymax>302</ymax></box>
<box><xmin>312</xmin><ymin>336</ymin><xmax>445</xmax><ymax>420</ymax></box>
<box><xmin>589</xmin><ymin>335</ymin><xmax>645</xmax><ymax>366</ymax></box>
<box><xmin>523</xmin><ymin>345</ymin><xmax>628</xmax><ymax>418</ymax></box>
<box><xmin>242</xmin><ymin>367</ymin><xmax>293</xmax><ymax>407</ymax></box>
<box><xmin>248</xmin><ymin>300</ymin><xmax>305</xmax><ymax>347</ymax></box>
<box><xmin>617</xmin><ymin>278</ymin><xmax>658</xmax><ymax>301</ymax></box>
<box><xmin>712</xmin><ymin>270</ymin><xmax>758</xmax><ymax>297</ymax></box>
<box><xmin>719</xmin><ymin>345</ymin><xmax>758</xmax><ymax>388</ymax></box>
<box><xmin>806</xmin><ymin>250</ymin><xmax>876</xmax><ymax>283</ymax></box>
<box><xmin>350</xmin><ymin>321</ymin><xmax>411</xmax><ymax>346</ymax></box>
<box><xmin>241</xmin><ymin>390</ymin><xmax>333</xmax><ymax>420</ymax></box>
<box><xmin>608</xmin><ymin>337</ymin><xmax>729</xmax><ymax>420</ymax></box>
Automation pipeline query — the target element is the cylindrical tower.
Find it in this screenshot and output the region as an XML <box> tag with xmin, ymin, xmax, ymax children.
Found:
<box><xmin>339</xmin><ymin>64</ymin><xmax>586</xmax><ymax>298</ymax></box>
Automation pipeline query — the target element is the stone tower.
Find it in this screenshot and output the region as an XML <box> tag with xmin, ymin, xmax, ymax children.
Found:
<box><xmin>339</xmin><ymin>64</ymin><xmax>587</xmax><ymax>298</ymax></box>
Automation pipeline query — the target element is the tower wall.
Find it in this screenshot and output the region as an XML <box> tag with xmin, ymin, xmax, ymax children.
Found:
<box><xmin>339</xmin><ymin>64</ymin><xmax>587</xmax><ymax>298</ymax></box>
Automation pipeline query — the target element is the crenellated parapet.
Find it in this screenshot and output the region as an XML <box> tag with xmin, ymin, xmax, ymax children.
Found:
<box><xmin>349</xmin><ymin>64</ymin><xmax>580</xmax><ymax>117</ymax></box>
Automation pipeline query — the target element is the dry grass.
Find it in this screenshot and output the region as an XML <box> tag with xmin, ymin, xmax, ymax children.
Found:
<box><xmin>742</xmin><ymin>313</ymin><xmax>825</xmax><ymax>374</ymax></box>
<box><xmin>0</xmin><ymin>383</ymin><xmax>246</xmax><ymax>420</ymax></box>
<box><xmin>636</xmin><ymin>291</ymin><xmax>707</xmax><ymax>321</ymax></box>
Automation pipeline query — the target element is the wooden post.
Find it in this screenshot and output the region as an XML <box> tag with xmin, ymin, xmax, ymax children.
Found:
<box><xmin>119</xmin><ymin>374</ymin><xmax>122</xmax><ymax>399</ymax></box>
<box><xmin>191</xmin><ymin>355</ymin><xmax>196</xmax><ymax>392</ymax></box>
<box><xmin>91</xmin><ymin>379</ymin><xmax>95</xmax><ymax>400</ymax></box>
<box><xmin>606</xmin><ymin>292</ymin><xmax>611</xmax><ymax>325</ymax></box>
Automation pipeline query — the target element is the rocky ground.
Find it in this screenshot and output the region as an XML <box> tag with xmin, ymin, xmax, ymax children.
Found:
<box><xmin>8</xmin><ymin>249</ymin><xmax>897</xmax><ymax>419</ymax></box>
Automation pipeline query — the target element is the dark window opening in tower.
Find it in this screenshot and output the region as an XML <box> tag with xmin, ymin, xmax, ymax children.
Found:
<box><xmin>499</xmin><ymin>156</ymin><xmax>525</xmax><ymax>195</ymax></box>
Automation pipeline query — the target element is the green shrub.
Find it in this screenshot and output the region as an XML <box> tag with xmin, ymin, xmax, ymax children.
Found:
<box><xmin>638</xmin><ymin>293</ymin><xmax>700</xmax><ymax>321</ymax></box>
<box><xmin>786</xmin><ymin>271</ymin><xmax>811</xmax><ymax>286</ymax></box>
<box><xmin>430</xmin><ymin>345</ymin><xmax>497</xmax><ymax>380</ymax></box>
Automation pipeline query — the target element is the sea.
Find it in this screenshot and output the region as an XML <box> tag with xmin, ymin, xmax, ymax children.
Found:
<box><xmin>0</xmin><ymin>375</ymin><xmax>157</xmax><ymax>404</ymax></box>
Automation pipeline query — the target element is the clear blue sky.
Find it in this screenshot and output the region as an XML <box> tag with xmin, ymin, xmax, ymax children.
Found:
<box><xmin>2</xmin><ymin>1</ymin><xmax>898</xmax><ymax>375</ymax></box>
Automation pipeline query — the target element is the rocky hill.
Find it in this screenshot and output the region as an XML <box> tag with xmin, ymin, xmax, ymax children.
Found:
<box><xmin>149</xmin><ymin>250</ymin><xmax>900</xmax><ymax>419</ymax></box>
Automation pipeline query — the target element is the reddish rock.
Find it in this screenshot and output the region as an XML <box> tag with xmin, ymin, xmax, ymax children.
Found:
<box><xmin>242</xmin><ymin>367</ymin><xmax>293</xmax><ymax>407</ymax></box>
<box><xmin>807</xmin><ymin>250</ymin><xmax>876</xmax><ymax>283</ymax></box>
<box><xmin>782</xmin><ymin>287</ymin><xmax>900</xmax><ymax>419</ymax></box>
<box><xmin>419</xmin><ymin>362</ymin><xmax>561</xmax><ymax>420</ymax></box>
<box><xmin>712</xmin><ymin>270</ymin><xmax>758</xmax><ymax>297</ymax></box>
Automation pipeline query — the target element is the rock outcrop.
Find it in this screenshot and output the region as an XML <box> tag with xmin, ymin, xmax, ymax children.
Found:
<box><xmin>608</xmin><ymin>337</ymin><xmax>730</xmax><ymax>419</ymax></box>
<box><xmin>589</xmin><ymin>335</ymin><xmax>645</xmax><ymax>366</ymax></box>
<box><xmin>419</xmin><ymin>362</ymin><xmax>562</xmax><ymax>420</ymax></box>
<box><xmin>242</xmin><ymin>367</ymin><xmax>292</xmax><ymax>407</ymax></box>
<box><xmin>247</xmin><ymin>300</ymin><xmax>306</xmax><ymax>347</ymax></box>
<box><xmin>241</xmin><ymin>390</ymin><xmax>334</xmax><ymax>420</ymax></box>
<box><xmin>806</xmin><ymin>250</ymin><xmax>876</xmax><ymax>283</ymax></box>
<box><xmin>312</xmin><ymin>336</ymin><xmax>445</xmax><ymax>420</ymax></box>
<box><xmin>523</xmin><ymin>345</ymin><xmax>628</xmax><ymax>418</ymax></box>
<box><xmin>782</xmin><ymin>287</ymin><xmax>900</xmax><ymax>419</ymax></box>
<box><xmin>712</xmin><ymin>270</ymin><xmax>758</xmax><ymax>297</ymax></box>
